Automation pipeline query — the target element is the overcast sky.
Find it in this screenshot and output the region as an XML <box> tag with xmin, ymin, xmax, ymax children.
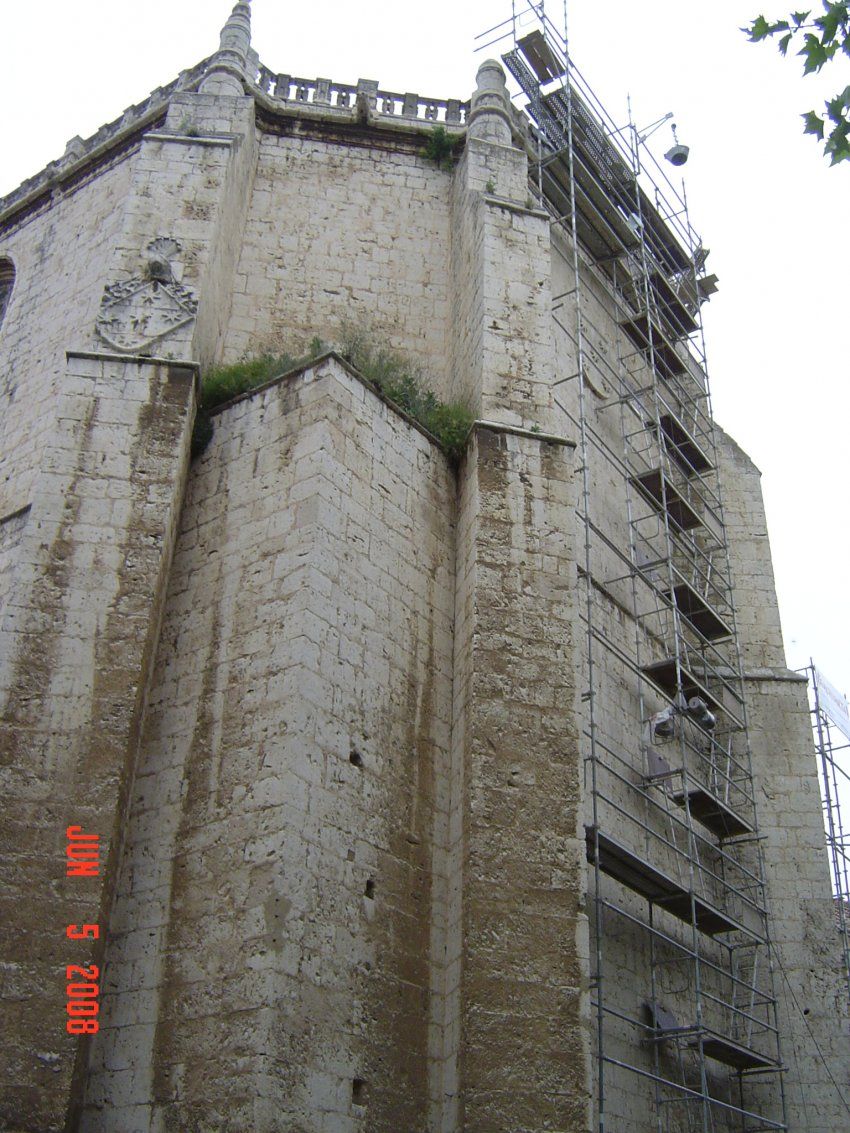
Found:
<box><xmin>1</xmin><ymin>1</ymin><xmax>847</xmax><ymax>710</ymax></box>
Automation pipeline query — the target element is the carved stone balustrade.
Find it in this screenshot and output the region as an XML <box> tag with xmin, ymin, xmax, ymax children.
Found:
<box><xmin>254</xmin><ymin>63</ymin><xmax>468</xmax><ymax>125</ymax></box>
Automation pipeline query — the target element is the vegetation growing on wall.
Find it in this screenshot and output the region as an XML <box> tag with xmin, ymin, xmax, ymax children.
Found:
<box><xmin>192</xmin><ymin>330</ymin><xmax>473</xmax><ymax>463</ymax></box>
<box><xmin>337</xmin><ymin>324</ymin><xmax>473</xmax><ymax>462</ymax></box>
<box><xmin>191</xmin><ymin>340</ymin><xmax>326</xmax><ymax>458</ymax></box>
<box><xmin>422</xmin><ymin>125</ymin><xmax>459</xmax><ymax>170</ymax></box>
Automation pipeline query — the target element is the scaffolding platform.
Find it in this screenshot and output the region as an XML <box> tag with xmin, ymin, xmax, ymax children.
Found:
<box><xmin>644</xmin><ymin>753</ymin><xmax>753</xmax><ymax>839</ymax></box>
<box><xmin>631</xmin><ymin>468</ymin><xmax>702</xmax><ymax>530</ymax></box>
<box><xmin>641</xmin><ymin>656</ymin><xmax>718</xmax><ymax>709</ymax></box>
<box><xmin>517</xmin><ymin>30</ymin><xmax>565</xmax><ymax>82</ymax></box>
<box><xmin>695</xmin><ymin>1032</ymin><xmax>778</xmax><ymax>1072</ymax></box>
<box><xmin>667</xmin><ymin>579</ymin><xmax>732</xmax><ymax>642</ymax></box>
<box><xmin>586</xmin><ymin>828</ymin><xmax>760</xmax><ymax>938</ymax></box>
<box><xmin>620</xmin><ymin>313</ymin><xmax>687</xmax><ymax>380</ymax></box>
<box><xmin>497</xmin><ymin>5</ymin><xmax>786</xmax><ymax>1123</ymax></box>
<box><xmin>671</xmin><ymin>781</ymin><xmax>753</xmax><ymax>839</ymax></box>
<box><xmin>650</xmin><ymin>271</ymin><xmax>699</xmax><ymax>338</ymax></box>
<box><xmin>541</xmin><ymin>159</ymin><xmax>639</xmax><ymax>266</ymax></box>
<box><xmin>648</xmin><ymin>1005</ymin><xmax>777</xmax><ymax>1071</ymax></box>
<box><xmin>658</xmin><ymin>412</ymin><xmax>713</xmax><ymax>476</ymax></box>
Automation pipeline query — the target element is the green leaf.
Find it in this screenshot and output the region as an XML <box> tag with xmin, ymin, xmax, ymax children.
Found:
<box><xmin>799</xmin><ymin>31</ymin><xmax>830</xmax><ymax>71</ymax></box>
<box><xmin>826</xmin><ymin>89</ymin><xmax>850</xmax><ymax>121</ymax></box>
<box><xmin>802</xmin><ymin>109</ymin><xmax>826</xmax><ymax>138</ymax></box>
<box><xmin>825</xmin><ymin>118</ymin><xmax>850</xmax><ymax>162</ymax></box>
<box><xmin>815</xmin><ymin>3</ymin><xmax>848</xmax><ymax>43</ymax></box>
<box><xmin>743</xmin><ymin>15</ymin><xmax>791</xmax><ymax>38</ymax></box>
<box><xmin>747</xmin><ymin>5</ymin><xmax>850</xmax><ymax>166</ymax></box>
<box><xmin>746</xmin><ymin>14</ymin><xmax>772</xmax><ymax>38</ymax></box>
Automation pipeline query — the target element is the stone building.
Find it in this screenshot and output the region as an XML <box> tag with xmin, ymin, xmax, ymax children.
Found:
<box><xmin>0</xmin><ymin>2</ymin><xmax>846</xmax><ymax>1131</ymax></box>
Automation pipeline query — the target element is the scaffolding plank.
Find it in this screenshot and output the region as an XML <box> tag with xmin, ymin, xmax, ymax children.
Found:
<box><xmin>517</xmin><ymin>30</ymin><xmax>566</xmax><ymax>83</ymax></box>
<box><xmin>586</xmin><ymin>826</ymin><xmax>682</xmax><ymax>903</ymax></box>
<box><xmin>543</xmin><ymin>87</ymin><xmax>633</xmax><ymax>195</ymax></box>
<box><xmin>661</xmin><ymin>890</ymin><xmax>748</xmax><ymax>937</ymax></box>
<box><xmin>541</xmin><ymin>155</ymin><xmax>638</xmax><ymax>264</ymax></box>
<box><xmin>658</xmin><ymin>413</ymin><xmax>713</xmax><ymax>476</ymax></box>
<box><xmin>650</xmin><ymin>271</ymin><xmax>699</xmax><ymax>338</ymax></box>
<box><xmin>631</xmin><ymin>468</ymin><xmax>702</xmax><ymax>530</ymax></box>
<box><xmin>671</xmin><ymin>784</ymin><xmax>754</xmax><ymax>839</ymax></box>
<box><xmin>691</xmin><ymin>1033</ymin><xmax>778</xmax><ymax>1072</ymax></box>
<box><xmin>641</xmin><ymin>657</ymin><xmax>745</xmax><ymax>730</ymax></box>
<box><xmin>620</xmin><ymin>313</ymin><xmax>687</xmax><ymax>379</ymax></box>
<box><xmin>649</xmin><ymin>1006</ymin><xmax>778</xmax><ymax>1073</ymax></box>
<box><xmin>640</xmin><ymin>657</ymin><xmax>719</xmax><ymax>709</ymax></box>
<box><xmin>585</xmin><ymin>828</ymin><xmax>758</xmax><ymax>938</ymax></box>
<box><xmin>668</xmin><ymin>580</ymin><xmax>731</xmax><ymax>642</ymax></box>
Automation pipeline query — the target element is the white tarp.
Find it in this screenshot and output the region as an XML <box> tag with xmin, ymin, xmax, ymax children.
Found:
<box><xmin>814</xmin><ymin>666</ymin><xmax>850</xmax><ymax>742</ymax></box>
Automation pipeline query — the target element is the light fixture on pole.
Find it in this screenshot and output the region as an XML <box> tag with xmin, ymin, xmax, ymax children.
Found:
<box><xmin>665</xmin><ymin>123</ymin><xmax>690</xmax><ymax>167</ymax></box>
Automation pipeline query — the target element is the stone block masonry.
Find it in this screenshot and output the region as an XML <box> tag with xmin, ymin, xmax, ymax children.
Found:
<box><xmin>715</xmin><ymin>429</ymin><xmax>850</xmax><ymax>1130</ymax></box>
<box><xmin>453</xmin><ymin>425</ymin><xmax>591</xmax><ymax>1133</ymax></box>
<box><xmin>0</xmin><ymin>159</ymin><xmax>135</xmax><ymax>516</ymax></box>
<box><xmin>79</xmin><ymin>357</ymin><xmax>457</xmax><ymax>1132</ymax></box>
<box><xmin>225</xmin><ymin>126</ymin><xmax>453</xmax><ymax>395</ymax></box>
<box><xmin>0</xmin><ymin>352</ymin><xmax>196</xmax><ymax>1132</ymax></box>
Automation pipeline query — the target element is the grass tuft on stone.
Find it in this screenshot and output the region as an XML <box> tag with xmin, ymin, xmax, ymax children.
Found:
<box><xmin>192</xmin><ymin>329</ymin><xmax>473</xmax><ymax>463</ymax></box>
<box><xmin>337</xmin><ymin>324</ymin><xmax>473</xmax><ymax>462</ymax></box>
<box><xmin>191</xmin><ymin>340</ymin><xmax>326</xmax><ymax>458</ymax></box>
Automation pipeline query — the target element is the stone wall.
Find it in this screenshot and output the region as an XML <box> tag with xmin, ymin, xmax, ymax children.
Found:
<box><xmin>714</xmin><ymin>429</ymin><xmax>786</xmax><ymax>670</ymax></box>
<box><xmin>0</xmin><ymin>157</ymin><xmax>135</xmax><ymax>515</ymax></box>
<box><xmin>224</xmin><ymin>125</ymin><xmax>453</xmax><ymax>397</ymax></box>
<box><xmin>716</xmin><ymin>429</ymin><xmax>850</xmax><ymax>1131</ymax></box>
<box><xmin>453</xmin><ymin>424</ymin><xmax>590</xmax><ymax>1133</ymax></box>
<box><xmin>0</xmin><ymin>505</ymin><xmax>29</xmax><ymax>625</ymax></box>
<box><xmin>0</xmin><ymin>352</ymin><xmax>196</xmax><ymax>1132</ymax></box>
<box><xmin>0</xmin><ymin>26</ymin><xmax>845</xmax><ymax>1131</ymax></box>
<box><xmin>80</xmin><ymin>356</ymin><xmax>457</xmax><ymax>1133</ymax></box>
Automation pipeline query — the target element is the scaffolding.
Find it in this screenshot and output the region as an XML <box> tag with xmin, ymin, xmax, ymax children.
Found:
<box><xmin>807</xmin><ymin>663</ymin><xmax>850</xmax><ymax>1010</ymax></box>
<box><xmin>477</xmin><ymin>3</ymin><xmax>787</xmax><ymax>1129</ymax></box>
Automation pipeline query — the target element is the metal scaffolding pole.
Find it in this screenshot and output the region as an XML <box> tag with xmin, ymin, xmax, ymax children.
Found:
<box><xmin>809</xmin><ymin>662</ymin><xmax>850</xmax><ymax>1010</ymax></box>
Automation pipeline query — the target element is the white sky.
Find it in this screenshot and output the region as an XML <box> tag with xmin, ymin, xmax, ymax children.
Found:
<box><xmin>1</xmin><ymin>1</ymin><xmax>847</xmax><ymax>706</ymax></box>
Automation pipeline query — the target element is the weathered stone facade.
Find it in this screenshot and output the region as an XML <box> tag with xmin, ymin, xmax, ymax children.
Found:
<box><xmin>0</xmin><ymin>4</ymin><xmax>846</xmax><ymax>1132</ymax></box>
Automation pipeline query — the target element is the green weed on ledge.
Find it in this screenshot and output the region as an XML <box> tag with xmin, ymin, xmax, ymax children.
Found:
<box><xmin>337</xmin><ymin>324</ymin><xmax>473</xmax><ymax>463</ymax></box>
<box><xmin>191</xmin><ymin>340</ymin><xmax>325</xmax><ymax>457</ymax></box>
<box><xmin>192</xmin><ymin>330</ymin><xmax>473</xmax><ymax>464</ymax></box>
<box><xmin>422</xmin><ymin>125</ymin><xmax>459</xmax><ymax>170</ymax></box>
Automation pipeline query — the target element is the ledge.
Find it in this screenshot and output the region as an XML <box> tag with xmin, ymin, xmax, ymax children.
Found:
<box><xmin>66</xmin><ymin>349</ymin><xmax>200</xmax><ymax>373</ymax></box>
<box><xmin>208</xmin><ymin>350</ymin><xmax>453</xmax><ymax>458</ymax></box>
<box><xmin>0</xmin><ymin>54</ymin><xmax>216</xmax><ymax>226</ymax></box>
<box><xmin>475</xmin><ymin>419</ymin><xmax>576</xmax><ymax>448</ymax></box>
<box><xmin>0</xmin><ymin>503</ymin><xmax>31</xmax><ymax>527</ymax></box>
<box><xmin>482</xmin><ymin>194</ymin><xmax>549</xmax><ymax>220</ymax></box>
<box><xmin>254</xmin><ymin>91</ymin><xmax>466</xmax><ymax>145</ymax></box>
<box><xmin>741</xmin><ymin>666</ymin><xmax>808</xmax><ymax>685</ymax></box>
<box><xmin>145</xmin><ymin>132</ymin><xmax>236</xmax><ymax>148</ymax></box>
